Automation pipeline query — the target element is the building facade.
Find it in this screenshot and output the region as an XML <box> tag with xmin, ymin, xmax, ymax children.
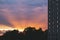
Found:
<box><xmin>48</xmin><ymin>0</ymin><xmax>60</xmax><ymax>40</ymax></box>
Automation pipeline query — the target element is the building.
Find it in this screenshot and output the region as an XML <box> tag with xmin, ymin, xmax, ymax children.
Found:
<box><xmin>48</xmin><ymin>0</ymin><xmax>60</xmax><ymax>40</ymax></box>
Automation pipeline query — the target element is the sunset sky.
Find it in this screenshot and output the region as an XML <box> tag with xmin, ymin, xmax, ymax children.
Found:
<box><xmin>0</xmin><ymin>0</ymin><xmax>48</xmax><ymax>31</ymax></box>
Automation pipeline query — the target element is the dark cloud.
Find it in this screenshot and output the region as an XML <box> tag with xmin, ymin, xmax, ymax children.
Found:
<box><xmin>24</xmin><ymin>0</ymin><xmax>48</xmax><ymax>7</ymax></box>
<box><xmin>0</xmin><ymin>0</ymin><xmax>16</xmax><ymax>4</ymax></box>
<box><xmin>0</xmin><ymin>14</ymin><xmax>13</xmax><ymax>26</ymax></box>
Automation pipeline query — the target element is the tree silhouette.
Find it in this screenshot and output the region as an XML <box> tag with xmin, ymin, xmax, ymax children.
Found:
<box><xmin>0</xmin><ymin>27</ymin><xmax>48</xmax><ymax>40</ymax></box>
<box><xmin>2</xmin><ymin>30</ymin><xmax>20</xmax><ymax>40</ymax></box>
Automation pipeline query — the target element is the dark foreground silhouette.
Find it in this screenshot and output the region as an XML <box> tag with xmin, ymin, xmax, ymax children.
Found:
<box><xmin>0</xmin><ymin>27</ymin><xmax>48</xmax><ymax>40</ymax></box>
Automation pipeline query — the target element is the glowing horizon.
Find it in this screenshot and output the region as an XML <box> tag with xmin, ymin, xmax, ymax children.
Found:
<box><xmin>0</xmin><ymin>24</ymin><xmax>47</xmax><ymax>32</ymax></box>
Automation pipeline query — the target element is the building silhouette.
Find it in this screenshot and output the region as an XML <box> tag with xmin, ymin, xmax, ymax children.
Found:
<box><xmin>48</xmin><ymin>0</ymin><xmax>60</xmax><ymax>40</ymax></box>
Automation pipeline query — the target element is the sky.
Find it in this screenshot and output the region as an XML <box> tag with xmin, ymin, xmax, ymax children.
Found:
<box><xmin>0</xmin><ymin>0</ymin><xmax>48</xmax><ymax>31</ymax></box>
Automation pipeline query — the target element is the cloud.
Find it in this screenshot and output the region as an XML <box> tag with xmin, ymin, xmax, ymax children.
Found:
<box><xmin>0</xmin><ymin>0</ymin><xmax>48</xmax><ymax>30</ymax></box>
<box><xmin>24</xmin><ymin>0</ymin><xmax>48</xmax><ymax>7</ymax></box>
<box><xmin>0</xmin><ymin>13</ymin><xmax>13</xmax><ymax>26</ymax></box>
<box><xmin>0</xmin><ymin>0</ymin><xmax>16</xmax><ymax>4</ymax></box>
